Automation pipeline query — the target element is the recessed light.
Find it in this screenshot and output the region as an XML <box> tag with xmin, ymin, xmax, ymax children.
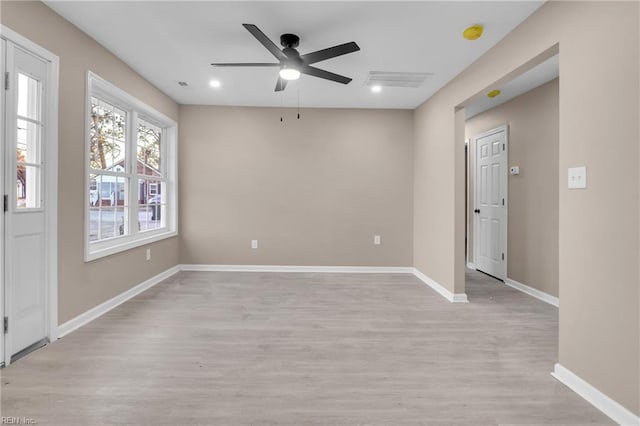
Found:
<box><xmin>371</xmin><ymin>85</ymin><xmax>382</xmax><ymax>93</ymax></box>
<box><xmin>209</xmin><ymin>80</ymin><xmax>221</xmax><ymax>88</ymax></box>
<box><xmin>463</xmin><ymin>24</ymin><xmax>484</xmax><ymax>41</ymax></box>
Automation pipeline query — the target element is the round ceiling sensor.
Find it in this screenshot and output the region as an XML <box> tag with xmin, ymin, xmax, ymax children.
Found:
<box><xmin>463</xmin><ymin>25</ymin><xmax>484</xmax><ymax>41</ymax></box>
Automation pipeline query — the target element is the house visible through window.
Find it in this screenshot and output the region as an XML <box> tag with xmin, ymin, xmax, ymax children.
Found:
<box><xmin>86</xmin><ymin>72</ymin><xmax>177</xmax><ymax>261</ymax></box>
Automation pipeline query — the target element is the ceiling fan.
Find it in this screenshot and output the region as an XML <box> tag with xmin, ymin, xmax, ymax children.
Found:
<box><xmin>211</xmin><ymin>24</ymin><xmax>360</xmax><ymax>92</ymax></box>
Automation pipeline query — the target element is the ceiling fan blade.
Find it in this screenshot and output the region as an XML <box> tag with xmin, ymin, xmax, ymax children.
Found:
<box><xmin>242</xmin><ymin>24</ymin><xmax>287</xmax><ymax>62</ymax></box>
<box><xmin>275</xmin><ymin>77</ymin><xmax>288</xmax><ymax>92</ymax></box>
<box><xmin>211</xmin><ymin>63</ymin><xmax>280</xmax><ymax>67</ymax></box>
<box><xmin>300</xmin><ymin>42</ymin><xmax>360</xmax><ymax>65</ymax></box>
<box><xmin>300</xmin><ymin>65</ymin><xmax>352</xmax><ymax>84</ymax></box>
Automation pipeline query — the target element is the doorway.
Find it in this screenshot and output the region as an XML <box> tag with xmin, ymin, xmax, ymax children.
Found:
<box><xmin>1</xmin><ymin>27</ymin><xmax>59</xmax><ymax>365</ymax></box>
<box><xmin>462</xmin><ymin>50</ymin><xmax>560</xmax><ymax>306</ymax></box>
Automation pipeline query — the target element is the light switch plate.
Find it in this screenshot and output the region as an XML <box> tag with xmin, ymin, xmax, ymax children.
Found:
<box><xmin>568</xmin><ymin>166</ymin><xmax>587</xmax><ymax>189</ymax></box>
<box><xmin>374</xmin><ymin>235</ymin><xmax>381</xmax><ymax>245</ymax></box>
<box><xmin>251</xmin><ymin>240</ymin><xmax>258</xmax><ymax>249</ymax></box>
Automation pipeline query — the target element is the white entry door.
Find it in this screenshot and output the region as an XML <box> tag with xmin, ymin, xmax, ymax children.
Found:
<box><xmin>4</xmin><ymin>40</ymin><xmax>49</xmax><ymax>360</ymax></box>
<box><xmin>474</xmin><ymin>126</ymin><xmax>507</xmax><ymax>280</ymax></box>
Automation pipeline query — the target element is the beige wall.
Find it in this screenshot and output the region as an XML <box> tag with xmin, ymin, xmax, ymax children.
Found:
<box><xmin>179</xmin><ymin>106</ymin><xmax>413</xmax><ymax>266</ymax></box>
<box><xmin>466</xmin><ymin>79</ymin><xmax>559</xmax><ymax>297</ymax></box>
<box><xmin>414</xmin><ymin>1</ymin><xmax>639</xmax><ymax>415</ymax></box>
<box><xmin>1</xmin><ymin>1</ymin><xmax>180</xmax><ymax>324</ymax></box>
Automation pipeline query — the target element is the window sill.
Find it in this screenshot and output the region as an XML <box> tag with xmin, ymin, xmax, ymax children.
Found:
<box><xmin>84</xmin><ymin>229</ymin><xmax>177</xmax><ymax>262</ymax></box>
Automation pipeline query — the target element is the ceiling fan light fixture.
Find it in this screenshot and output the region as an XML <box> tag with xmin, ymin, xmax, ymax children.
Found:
<box><xmin>371</xmin><ymin>85</ymin><xmax>382</xmax><ymax>93</ymax></box>
<box><xmin>279</xmin><ymin>67</ymin><xmax>301</xmax><ymax>81</ymax></box>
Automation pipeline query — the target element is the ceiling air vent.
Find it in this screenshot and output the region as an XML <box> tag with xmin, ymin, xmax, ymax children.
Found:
<box><xmin>365</xmin><ymin>71</ymin><xmax>432</xmax><ymax>88</ymax></box>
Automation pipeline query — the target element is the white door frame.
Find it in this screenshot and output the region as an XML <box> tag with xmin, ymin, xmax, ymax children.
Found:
<box><xmin>1</xmin><ymin>25</ymin><xmax>58</xmax><ymax>365</ymax></box>
<box><xmin>472</xmin><ymin>125</ymin><xmax>508</xmax><ymax>280</ymax></box>
<box><xmin>465</xmin><ymin>137</ymin><xmax>473</xmax><ymax>269</ymax></box>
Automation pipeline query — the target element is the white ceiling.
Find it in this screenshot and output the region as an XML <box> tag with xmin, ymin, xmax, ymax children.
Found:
<box><xmin>465</xmin><ymin>54</ymin><xmax>559</xmax><ymax>119</ymax></box>
<box><xmin>45</xmin><ymin>1</ymin><xmax>544</xmax><ymax>109</ymax></box>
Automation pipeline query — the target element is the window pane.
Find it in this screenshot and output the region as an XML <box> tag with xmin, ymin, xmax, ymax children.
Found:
<box><xmin>137</xmin><ymin>119</ymin><xmax>161</xmax><ymax>175</ymax></box>
<box><xmin>90</xmin><ymin>97</ymin><xmax>127</xmax><ymax>171</ymax></box>
<box><xmin>17</xmin><ymin>73</ymin><xmax>41</xmax><ymax>121</ymax></box>
<box><xmin>138</xmin><ymin>179</ymin><xmax>166</xmax><ymax>232</ymax></box>
<box><xmin>137</xmin><ymin>179</ymin><xmax>164</xmax><ymax>205</ymax></box>
<box><xmin>89</xmin><ymin>174</ymin><xmax>129</xmax><ymax>242</ymax></box>
<box><xmin>138</xmin><ymin>205</ymin><xmax>158</xmax><ymax>232</ymax></box>
<box><xmin>17</xmin><ymin>119</ymin><xmax>41</xmax><ymax>164</ymax></box>
<box><xmin>90</xmin><ymin>174</ymin><xmax>128</xmax><ymax>207</ymax></box>
<box><xmin>89</xmin><ymin>207</ymin><xmax>127</xmax><ymax>242</ymax></box>
<box><xmin>16</xmin><ymin>165</ymin><xmax>41</xmax><ymax>209</ymax></box>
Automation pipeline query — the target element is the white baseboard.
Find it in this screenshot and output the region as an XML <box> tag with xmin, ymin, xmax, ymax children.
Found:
<box><xmin>412</xmin><ymin>268</ymin><xmax>468</xmax><ymax>303</ymax></box>
<box><xmin>466</xmin><ymin>262</ymin><xmax>475</xmax><ymax>270</ymax></box>
<box><xmin>179</xmin><ymin>264</ymin><xmax>414</xmax><ymax>274</ymax></box>
<box><xmin>552</xmin><ymin>363</ymin><xmax>639</xmax><ymax>425</ymax></box>
<box><xmin>504</xmin><ymin>277</ymin><xmax>559</xmax><ymax>307</ymax></box>
<box><xmin>182</xmin><ymin>264</ymin><xmax>467</xmax><ymax>303</ymax></box>
<box><xmin>57</xmin><ymin>265</ymin><xmax>180</xmax><ymax>338</ymax></box>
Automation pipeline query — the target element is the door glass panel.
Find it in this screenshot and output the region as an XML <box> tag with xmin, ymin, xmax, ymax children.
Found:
<box><xmin>17</xmin><ymin>72</ymin><xmax>40</xmax><ymax>121</ymax></box>
<box><xmin>16</xmin><ymin>165</ymin><xmax>41</xmax><ymax>209</ymax></box>
<box><xmin>17</xmin><ymin>119</ymin><xmax>41</xmax><ymax>164</ymax></box>
<box><xmin>16</xmin><ymin>72</ymin><xmax>43</xmax><ymax>210</ymax></box>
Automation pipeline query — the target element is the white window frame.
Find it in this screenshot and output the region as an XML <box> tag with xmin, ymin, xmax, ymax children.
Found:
<box><xmin>84</xmin><ymin>71</ymin><xmax>177</xmax><ymax>262</ymax></box>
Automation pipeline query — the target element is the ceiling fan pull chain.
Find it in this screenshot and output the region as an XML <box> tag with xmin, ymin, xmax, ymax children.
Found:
<box><xmin>297</xmin><ymin>89</ymin><xmax>301</xmax><ymax>120</ymax></box>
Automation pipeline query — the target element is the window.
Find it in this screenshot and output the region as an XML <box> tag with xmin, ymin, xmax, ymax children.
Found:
<box><xmin>85</xmin><ymin>72</ymin><xmax>177</xmax><ymax>261</ymax></box>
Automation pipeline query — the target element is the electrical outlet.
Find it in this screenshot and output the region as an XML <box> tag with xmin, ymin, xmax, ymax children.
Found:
<box><xmin>251</xmin><ymin>240</ymin><xmax>258</xmax><ymax>249</ymax></box>
<box><xmin>374</xmin><ymin>235</ymin><xmax>381</xmax><ymax>245</ymax></box>
<box><xmin>146</xmin><ymin>248</ymin><xmax>151</xmax><ymax>261</ymax></box>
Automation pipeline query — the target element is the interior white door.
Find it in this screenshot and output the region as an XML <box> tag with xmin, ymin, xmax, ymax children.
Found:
<box><xmin>474</xmin><ymin>127</ymin><xmax>507</xmax><ymax>280</ymax></box>
<box><xmin>4</xmin><ymin>41</ymin><xmax>48</xmax><ymax>359</ymax></box>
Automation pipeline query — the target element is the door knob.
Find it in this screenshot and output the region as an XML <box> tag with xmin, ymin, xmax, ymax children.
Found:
<box><xmin>474</xmin><ymin>209</ymin><xmax>480</xmax><ymax>214</ymax></box>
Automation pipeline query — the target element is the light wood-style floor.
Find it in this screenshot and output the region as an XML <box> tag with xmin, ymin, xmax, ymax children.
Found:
<box><xmin>1</xmin><ymin>270</ymin><xmax>612</xmax><ymax>425</ymax></box>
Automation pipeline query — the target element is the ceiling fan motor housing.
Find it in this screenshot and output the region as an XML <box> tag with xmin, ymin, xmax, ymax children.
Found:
<box><xmin>280</xmin><ymin>33</ymin><xmax>300</xmax><ymax>48</ymax></box>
